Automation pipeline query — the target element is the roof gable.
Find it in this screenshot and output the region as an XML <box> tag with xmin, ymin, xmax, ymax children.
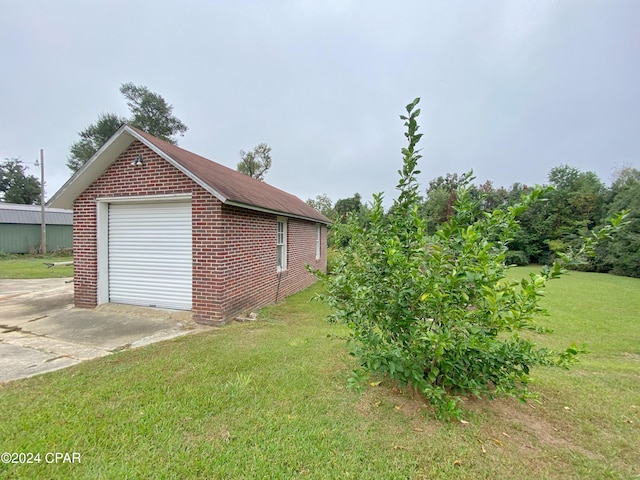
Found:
<box><xmin>49</xmin><ymin>126</ymin><xmax>330</xmax><ymax>224</ymax></box>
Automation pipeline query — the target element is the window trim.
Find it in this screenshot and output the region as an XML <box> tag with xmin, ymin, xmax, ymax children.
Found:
<box><xmin>315</xmin><ymin>224</ymin><xmax>321</xmax><ymax>260</ymax></box>
<box><xmin>277</xmin><ymin>217</ymin><xmax>287</xmax><ymax>272</ymax></box>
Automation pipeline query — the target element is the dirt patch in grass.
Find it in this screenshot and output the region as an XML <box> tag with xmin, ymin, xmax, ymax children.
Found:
<box><xmin>354</xmin><ymin>382</ymin><xmax>438</xmax><ymax>430</ymax></box>
<box><xmin>465</xmin><ymin>396</ymin><xmax>608</xmax><ymax>470</ymax></box>
<box><xmin>621</xmin><ymin>352</ymin><xmax>640</xmax><ymax>361</ymax></box>
<box><xmin>471</xmin><ymin>397</ymin><xmax>575</xmax><ymax>448</ymax></box>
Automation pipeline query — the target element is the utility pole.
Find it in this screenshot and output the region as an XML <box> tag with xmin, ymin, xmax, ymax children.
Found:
<box><xmin>35</xmin><ymin>149</ymin><xmax>46</xmax><ymax>254</ymax></box>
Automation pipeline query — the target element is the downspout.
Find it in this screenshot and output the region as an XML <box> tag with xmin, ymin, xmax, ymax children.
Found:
<box><xmin>275</xmin><ymin>269</ymin><xmax>282</xmax><ymax>303</ymax></box>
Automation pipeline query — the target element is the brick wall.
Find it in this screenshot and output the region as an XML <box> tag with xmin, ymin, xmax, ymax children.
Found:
<box><xmin>73</xmin><ymin>141</ymin><xmax>327</xmax><ymax>324</ymax></box>
<box><xmin>199</xmin><ymin>205</ymin><xmax>327</xmax><ymax>323</ymax></box>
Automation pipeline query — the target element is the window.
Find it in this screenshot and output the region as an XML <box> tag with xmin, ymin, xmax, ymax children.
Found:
<box><xmin>315</xmin><ymin>224</ymin><xmax>321</xmax><ymax>260</ymax></box>
<box><xmin>277</xmin><ymin>218</ymin><xmax>287</xmax><ymax>271</ymax></box>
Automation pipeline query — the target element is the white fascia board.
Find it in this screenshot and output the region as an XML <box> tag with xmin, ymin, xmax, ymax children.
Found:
<box><xmin>48</xmin><ymin>125</ymin><xmax>136</xmax><ymax>209</ymax></box>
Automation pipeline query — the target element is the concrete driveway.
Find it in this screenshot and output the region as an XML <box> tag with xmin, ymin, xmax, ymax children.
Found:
<box><xmin>0</xmin><ymin>278</ymin><xmax>209</xmax><ymax>383</ymax></box>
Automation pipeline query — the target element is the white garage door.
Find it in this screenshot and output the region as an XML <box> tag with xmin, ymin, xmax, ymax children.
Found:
<box><xmin>108</xmin><ymin>202</ymin><xmax>192</xmax><ymax>310</ymax></box>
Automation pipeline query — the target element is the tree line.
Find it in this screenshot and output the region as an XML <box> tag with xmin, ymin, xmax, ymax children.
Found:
<box><xmin>308</xmin><ymin>164</ymin><xmax>640</xmax><ymax>278</ymax></box>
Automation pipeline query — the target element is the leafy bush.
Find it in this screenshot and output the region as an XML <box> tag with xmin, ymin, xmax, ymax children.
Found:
<box><xmin>314</xmin><ymin>99</ymin><xmax>598</xmax><ymax>418</ymax></box>
<box><xmin>325</xmin><ymin>246</ymin><xmax>343</xmax><ymax>274</ymax></box>
<box><xmin>504</xmin><ymin>249</ymin><xmax>529</xmax><ymax>266</ymax></box>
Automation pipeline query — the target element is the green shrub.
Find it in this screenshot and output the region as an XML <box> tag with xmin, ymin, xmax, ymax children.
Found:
<box><xmin>325</xmin><ymin>246</ymin><xmax>343</xmax><ymax>274</ymax></box>
<box><xmin>314</xmin><ymin>99</ymin><xmax>597</xmax><ymax>418</ymax></box>
<box><xmin>504</xmin><ymin>249</ymin><xmax>529</xmax><ymax>266</ymax></box>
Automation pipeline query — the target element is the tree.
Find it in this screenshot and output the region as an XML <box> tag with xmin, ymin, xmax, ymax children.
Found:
<box><xmin>547</xmin><ymin>165</ymin><xmax>606</xmax><ymax>231</ymax></box>
<box><xmin>600</xmin><ymin>167</ymin><xmax>640</xmax><ymax>277</ymax></box>
<box><xmin>422</xmin><ymin>172</ymin><xmax>475</xmax><ymax>232</ymax></box>
<box><xmin>477</xmin><ymin>179</ymin><xmax>508</xmax><ymax>212</ymax></box>
<box><xmin>306</xmin><ymin>193</ymin><xmax>334</xmax><ymax>220</ymax></box>
<box><xmin>334</xmin><ymin>193</ymin><xmax>364</xmax><ymax>219</ymax></box>
<box><xmin>236</xmin><ymin>143</ymin><xmax>272</xmax><ymax>181</ymax></box>
<box><xmin>542</xmin><ymin>165</ymin><xmax>607</xmax><ymax>264</ymax></box>
<box><xmin>500</xmin><ymin>166</ymin><xmax>608</xmax><ymax>267</ymax></box>
<box><xmin>120</xmin><ymin>82</ymin><xmax>188</xmax><ymax>143</ymax></box>
<box><xmin>0</xmin><ymin>158</ymin><xmax>41</xmax><ymax>204</ymax></box>
<box><xmin>505</xmin><ymin>182</ymin><xmax>551</xmax><ymax>264</ymax></box>
<box><xmin>66</xmin><ymin>113</ymin><xmax>127</xmax><ymax>172</ymax></box>
<box><xmin>314</xmin><ymin>98</ymin><xmax>605</xmax><ymax>418</ymax></box>
<box><xmin>67</xmin><ymin>83</ymin><xmax>188</xmax><ymax>173</ymax></box>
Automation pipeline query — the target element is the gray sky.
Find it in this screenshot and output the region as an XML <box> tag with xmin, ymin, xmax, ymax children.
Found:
<box><xmin>1</xmin><ymin>0</ymin><xmax>638</xmax><ymax>207</ymax></box>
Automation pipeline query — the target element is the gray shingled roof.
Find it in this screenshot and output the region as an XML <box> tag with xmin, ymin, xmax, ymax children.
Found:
<box><xmin>0</xmin><ymin>203</ymin><xmax>73</xmax><ymax>225</ymax></box>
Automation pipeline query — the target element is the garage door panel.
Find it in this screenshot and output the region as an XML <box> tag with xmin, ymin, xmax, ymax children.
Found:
<box><xmin>108</xmin><ymin>202</ymin><xmax>192</xmax><ymax>310</ymax></box>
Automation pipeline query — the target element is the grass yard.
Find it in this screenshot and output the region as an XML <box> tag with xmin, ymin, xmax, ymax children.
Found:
<box><xmin>0</xmin><ymin>254</ymin><xmax>73</xmax><ymax>279</ymax></box>
<box><xmin>0</xmin><ymin>268</ymin><xmax>638</xmax><ymax>479</ymax></box>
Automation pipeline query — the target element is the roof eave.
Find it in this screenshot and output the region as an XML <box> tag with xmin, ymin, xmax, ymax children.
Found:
<box><xmin>48</xmin><ymin>125</ymin><xmax>230</xmax><ymax>209</ymax></box>
<box><xmin>48</xmin><ymin>125</ymin><xmax>136</xmax><ymax>209</ymax></box>
<box><xmin>48</xmin><ymin>126</ymin><xmax>331</xmax><ymax>224</ymax></box>
<box><xmin>224</xmin><ymin>200</ymin><xmax>331</xmax><ymax>224</ymax></box>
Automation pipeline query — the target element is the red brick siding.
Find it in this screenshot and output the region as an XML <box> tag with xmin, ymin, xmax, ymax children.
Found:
<box><xmin>202</xmin><ymin>205</ymin><xmax>327</xmax><ymax>322</ymax></box>
<box><xmin>72</xmin><ymin>200</ymin><xmax>98</xmax><ymax>308</ymax></box>
<box><xmin>73</xmin><ymin>141</ymin><xmax>327</xmax><ymax>324</ymax></box>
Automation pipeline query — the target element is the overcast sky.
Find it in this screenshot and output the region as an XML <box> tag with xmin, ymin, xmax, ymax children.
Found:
<box><xmin>1</xmin><ymin>0</ymin><xmax>638</xmax><ymax>207</ymax></box>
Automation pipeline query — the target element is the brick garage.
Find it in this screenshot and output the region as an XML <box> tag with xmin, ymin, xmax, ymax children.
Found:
<box><xmin>49</xmin><ymin>126</ymin><xmax>329</xmax><ymax>324</ymax></box>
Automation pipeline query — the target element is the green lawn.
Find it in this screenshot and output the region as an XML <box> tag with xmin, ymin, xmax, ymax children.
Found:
<box><xmin>0</xmin><ymin>255</ymin><xmax>73</xmax><ymax>279</ymax></box>
<box><xmin>0</xmin><ymin>268</ymin><xmax>638</xmax><ymax>479</ymax></box>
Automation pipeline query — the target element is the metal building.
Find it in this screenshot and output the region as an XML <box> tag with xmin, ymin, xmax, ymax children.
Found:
<box><xmin>0</xmin><ymin>203</ymin><xmax>72</xmax><ymax>254</ymax></box>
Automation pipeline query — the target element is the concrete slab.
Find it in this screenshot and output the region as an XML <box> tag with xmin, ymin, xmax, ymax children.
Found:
<box><xmin>0</xmin><ymin>278</ymin><xmax>74</xmax><ymax>327</ymax></box>
<box><xmin>0</xmin><ymin>278</ymin><xmax>211</xmax><ymax>384</ymax></box>
<box><xmin>0</xmin><ymin>278</ymin><xmax>72</xmax><ymax>298</ymax></box>
<box><xmin>2</xmin><ymin>331</ymin><xmax>110</xmax><ymax>360</ymax></box>
<box><xmin>0</xmin><ymin>343</ymin><xmax>80</xmax><ymax>383</ymax></box>
<box><xmin>26</xmin><ymin>307</ymin><xmax>194</xmax><ymax>352</ymax></box>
